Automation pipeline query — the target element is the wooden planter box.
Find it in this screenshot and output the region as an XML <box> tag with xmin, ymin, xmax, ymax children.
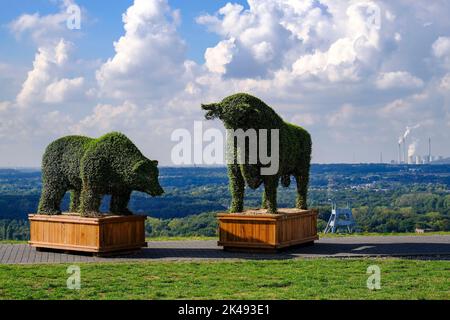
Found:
<box><xmin>218</xmin><ymin>208</ymin><xmax>318</xmax><ymax>252</ymax></box>
<box><xmin>28</xmin><ymin>214</ymin><xmax>147</xmax><ymax>255</ymax></box>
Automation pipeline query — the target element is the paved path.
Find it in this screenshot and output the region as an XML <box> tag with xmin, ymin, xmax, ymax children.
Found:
<box><xmin>1</xmin><ymin>235</ymin><xmax>449</xmax><ymax>265</ymax></box>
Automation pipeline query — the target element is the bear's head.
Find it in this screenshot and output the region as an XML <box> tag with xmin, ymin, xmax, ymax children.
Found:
<box><xmin>131</xmin><ymin>159</ymin><xmax>164</xmax><ymax>197</ymax></box>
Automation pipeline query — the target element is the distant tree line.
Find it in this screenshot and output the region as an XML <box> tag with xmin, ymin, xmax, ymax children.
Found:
<box><xmin>145</xmin><ymin>212</ymin><xmax>218</xmax><ymax>237</ymax></box>
<box><xmin>1</xmin><ymin>165</ymin><xmax>450</xmax><ymax>239</ymax></box>
<box><xmin>0</xmin><ymin>220</ymin><xmax>29</xmax><ymax>241</ymax></box>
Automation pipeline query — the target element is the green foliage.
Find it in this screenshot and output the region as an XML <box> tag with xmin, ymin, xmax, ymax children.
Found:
<box><xmin>202</xmin><ymin>93</ymin><xmax>312</xmax><ymax>213</ymax></box>
<box><xmin>0</xmin><ymin>220</ymin><xmax>29</xmax><ymax>241</ymax></box>
<box><xmin>145</xmin><ymin>212</ymin><xmax>218</xmax><ymax>237</ymax></box>
<box><xmin>38</xmin><ymin>132</ymin><xmax>164</xmax><ymax>216</ymax></box>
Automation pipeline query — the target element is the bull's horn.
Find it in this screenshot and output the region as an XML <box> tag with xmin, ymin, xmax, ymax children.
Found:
<box><xmin>201</xmin><ymin>103</ymin><xmax>218</xmax><ymax>110</ymax></box>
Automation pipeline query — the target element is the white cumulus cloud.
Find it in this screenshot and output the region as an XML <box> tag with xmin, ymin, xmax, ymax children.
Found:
<box><xmin>3</xmin><ymin>0</ymin><xmax>450</xmax><ymax>165</ymax></box>
<box><xmin>9</xmin><ymin>0</ymin><xmax>80</xmax><ymax>44</ymax></box>
<box><xmin>204</xmin><ymin>38</ymin><xmax>236</xmax><ymax>74</ymax></box>
<box><xmin>432</xmin><ymin>36</ymin><xmax>450</xmax><ymax>68</ymax></box>
<box><xmin>16</xmin><ymin>39</ymin><xmax>74</xmax><ymax>107</ymax></box>
<box><xmin>432</xmin><ymin>36</ymin><xmax>450</xmax><ymax>58</ymax></box>
<box><xmin>96</xmin><ymin>0</ymin><xmax>190</xmax><ymax>101</ymax></box>
<box><xmin>44</xmin><ymin>77</ymin><xmax>84</xmax><ymax>103</ymax></box>
<box><xmin>72</xmin><ymin>101</ymin><xmax>138</xmax><ymax>135</ymax></box>
<box><xmin>375</xmin><ymin>71</ymin><xmax>424</xmax><ymax>90</ymax></box>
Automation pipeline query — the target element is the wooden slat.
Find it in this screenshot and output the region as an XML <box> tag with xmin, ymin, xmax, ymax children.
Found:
<box><xmin>218</xmin><ymin>209</ymin><xmax>319</xmax><ymax>251</ymax></box>
<box><xmin>28</xmin><ymin>214</ymin><xmax>147</xmax><ymax>254</ymax></box>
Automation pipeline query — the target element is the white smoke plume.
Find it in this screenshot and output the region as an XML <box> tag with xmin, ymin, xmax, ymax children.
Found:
<box><xmin>403</xmin><ymin>124</ymin><xmax>420</xmax><ymax>139</ymax></box>
<box><xmin>408</xmin><ymin>141</ymin><xmax>418</xmax><ymax>158</ymax></box>
<box><xmin>399</xmin><ymin>124</ymin><xmax>420</xmax><ymax>163</ymax></box>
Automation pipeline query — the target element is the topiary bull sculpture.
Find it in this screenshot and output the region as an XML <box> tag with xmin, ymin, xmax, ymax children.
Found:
<box><xmin>202</xmin><ymin>93</ymin><xmax>311</xmax><ymax>213</ymax></box>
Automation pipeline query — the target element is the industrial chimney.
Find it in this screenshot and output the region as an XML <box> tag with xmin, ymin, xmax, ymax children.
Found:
<box><xmin>428</xmin><ymin>137</ymin><xmax>432</xmax><ymax>163</ymax></box>
<box><xmin>403</xmin><ymin>137</ymin><xmax>407</xmax><ymax>164</ymax></box>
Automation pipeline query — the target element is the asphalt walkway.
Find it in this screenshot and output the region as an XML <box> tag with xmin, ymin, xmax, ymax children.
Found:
<box><xmin>1</xmin><ymin>235</ymin><xmax>449</xmax><ymax>264</ymax></box>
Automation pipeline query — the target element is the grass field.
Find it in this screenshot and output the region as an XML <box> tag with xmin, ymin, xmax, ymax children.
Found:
<box><xmin>0</xmin><ymin>240</ymin><xmax>27</xmax><ymax>244</ymax></box>
<box><xmin>0</xmin><ymin>258</ymin><xmax>448</xmax><ymax>300</ymax></box>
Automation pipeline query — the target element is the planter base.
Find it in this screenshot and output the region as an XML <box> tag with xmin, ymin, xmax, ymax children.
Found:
<box><xmin>218</xmin><ymin>208</ymin><xmax>318</xmax><ymax>252</ymax></box>
<box><xmin>28</xmin><ymin>213</ymin><xmax>147</xmax><ymax>255</ymax></box>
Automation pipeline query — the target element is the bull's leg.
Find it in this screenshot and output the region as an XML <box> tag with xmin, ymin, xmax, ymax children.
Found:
<box><xmin>262</xmin><ymin>192</ymin><xmax>268</xmax><ymax>209</ymax></box>
<box><xmin>261</xmin><ymin>175</ymin><xmax>276</xmax><ymax>209</ymax></box>
<box><xmin>69</xmin><ymin>190</ymin><xmax>81</xmax><ymax>213</ymax></box>
<box><xmin>80</xmin><ymin>185</ymin><xmax>102</xmax><ymax>216</ymax></box>
<box><xmin>264</xmin><ymin>175</ymin><xmax>290</xmax><ymax>208</ymax></box>
<box><xmin>295</xmin><ymin>171</ymin><xmax>309</xmax><ymax>210</ymax></box>
<box><xmin>110</xmin><ymin>191</ymin><xmax>132</xmax><ymax>215</ymax></box>
<box><xmin>263</xmin><ymin>177</ymin><xmax>279</xmax><ymax>213</ymax></box>
<box><xmin>228</xmin><ymin>164</ymin><xmax>245</xmax><ymax>212</ymax></box>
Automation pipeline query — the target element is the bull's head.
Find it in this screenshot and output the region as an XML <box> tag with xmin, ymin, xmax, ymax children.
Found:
<box><xmin>201</xmin><ymin>103</ymin><xmax>222</xmax><ymax>121</ymax></box>
<box><xmin>201</xmin><ymin>95</ymin><xmax>260</xmax><ymax>129</ymax></box>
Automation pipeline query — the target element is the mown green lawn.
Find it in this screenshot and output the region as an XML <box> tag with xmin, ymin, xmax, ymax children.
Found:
<box><xmin>0</xmin><ymin>240</ymin><xmax>27</xmax><ymax>244</ymax></box>
<box><xmin>0</xmin><ymin>259</ymin><xmax>448</xmax><ymax>300</ymax></box>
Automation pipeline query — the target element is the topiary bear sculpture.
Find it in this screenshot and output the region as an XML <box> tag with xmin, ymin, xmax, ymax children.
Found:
<box><xmin>202</xmin><ymin>93</ymin><xmax>312</xmax><ymax>214</ymax></box>
<box><xmin>37</xmin><ymin>132</ymin><xmax>164</xmax><ymax>217</ymax></box>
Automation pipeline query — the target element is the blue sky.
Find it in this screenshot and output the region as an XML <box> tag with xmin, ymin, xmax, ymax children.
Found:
<box><xmin>0</xmin><ymin>0</ymin><xmax>246</xmax><ymax>65</ymax></box>
<box><xmin>0</xmin><ymin>0</ymin><xmax>450</xmax><ymax>167</ymax></box>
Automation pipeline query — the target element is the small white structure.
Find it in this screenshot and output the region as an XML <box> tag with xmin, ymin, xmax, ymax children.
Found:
<box><xmin>324</xmin><ymin>203</ymin><xmax>357</xmax><ymax>233</ymax></box>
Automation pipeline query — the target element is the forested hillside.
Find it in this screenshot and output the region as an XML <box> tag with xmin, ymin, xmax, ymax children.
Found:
<box><xmin>1</xmin><ymin>165</ymin><xmax>449</xmax><ymax>239</ymax></box>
